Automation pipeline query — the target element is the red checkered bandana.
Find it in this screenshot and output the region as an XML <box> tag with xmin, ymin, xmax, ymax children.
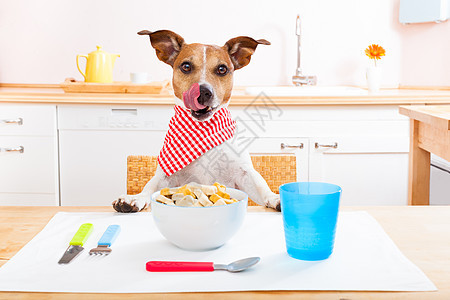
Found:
<box><xmin>158</xmin><ymin>105</ymin><xmax>236</xmax><ymax>176</ymax></box>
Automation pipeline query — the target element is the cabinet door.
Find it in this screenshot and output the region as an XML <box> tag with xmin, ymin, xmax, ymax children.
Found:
<box><xmin>59</xmin><ymin>130</ymin><xmax>166</xmax><ymax>206</ymax></box>
<box><xmin>309</xmin><ymin>136</ymin><xmax>409</xmax><ymax>205</ymax></box>
<box><xmin>0</xmin><ymin>104</ymin><xmax>56</xmax><ymax>136</ymax></box>
<box><xmin>0</xmin><ymin>193</ymin><xmax>57</xmax><ymax>206</ymax></box>
<box><xmin>0</xmin><ymin>136</ymin><xmax>58</xmax><ymax>195</ymax></box>
<box><xmin>0</xmin><ymin>104</ymin><xmax>58</xmax><ymax>206</ymax></box>
<box><xmin>246</xmin><ymin>137</ymin><xmax>309</xmax><ymax>182</ymax></box>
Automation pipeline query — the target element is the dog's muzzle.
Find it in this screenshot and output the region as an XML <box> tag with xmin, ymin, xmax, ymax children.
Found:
<box><xmin>183</xmin><ymin>83</ymin><xmax>217</xmax><ymax>121</ymax></box>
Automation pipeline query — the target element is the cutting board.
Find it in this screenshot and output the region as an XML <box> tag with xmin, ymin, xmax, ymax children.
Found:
<box><xmin>60</xmin><ymin>78</ymin><xmax>171</xmax><ymax>94</ymax></box>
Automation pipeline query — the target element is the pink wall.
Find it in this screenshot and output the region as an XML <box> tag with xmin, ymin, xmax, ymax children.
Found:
<box><xmin>398</xmin><ymin>21</ymin><xmax>450</xmax><ymax>86</ymax></box>
<box><xmin>393</xmin><ymin>0</ymin><xmax>450</xmax><ymax>87</ymax></box>
<box><xmin>0</xmin><ymin>0</ymin><xmax>449</xmax><ymax>87</ymax></box>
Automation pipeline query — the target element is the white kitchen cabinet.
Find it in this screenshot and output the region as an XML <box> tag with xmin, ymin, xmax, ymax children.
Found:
<box><xmin>58</xmin><ymin>105</ymin><xmax>170</xmax><ymax>206</ymax></box>
<box><xmin>246</xmin><ymin>137</ymin><xmax>310</xmax><ymax>182</ymax></box>
<box><xmin>309</xmin><ymin>137</ymin><xmax>409</xmax><ymax>205</ymax></box>
<box><xmin>0</xmin><ymin>104</ymin><xmax>58</xmax><ymax>206</ymax></box>
<box><xmin>59</xmin><ymin>130</ymin><xmax>166</xmax><ymax>206</ymax></box>
<box><xmin>234</xmin><ymin>105</ymin><xmax>410</xmax><ymax>206</ymax></box>
<box><xmin>0</xmin><ymin>102</ymin><xmax>412</xmax><ymax>207</ymax></box>
<box><xmin>245</xmin><ymin>135</ymin><xmax>409</xmax><ymax>206</ymax></box>
<box><xmin>0</xmin><ymin>104</ymin><xmax>56</xmax><ymax>136</ymax></box>
<box><xmin>0</xmin><ymin>136</ymin><xmax>57</xmax><ymax>193</ymax></box>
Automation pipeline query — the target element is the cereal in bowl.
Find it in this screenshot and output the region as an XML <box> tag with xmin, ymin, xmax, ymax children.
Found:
<box><xmin>155</xmin><ymin>182</ymin><xmax>239</xmax><ymax>207</ymax></box>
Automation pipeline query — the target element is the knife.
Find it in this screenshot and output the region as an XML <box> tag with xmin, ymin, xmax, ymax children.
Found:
<box><xmin>58</xmin><ymin>223</ymin><xmax>93</xmax><ymax>264</ymax></box>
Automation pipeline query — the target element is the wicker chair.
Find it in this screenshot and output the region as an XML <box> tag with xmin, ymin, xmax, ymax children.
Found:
<box><xmin>127</xmin><ymin>155</ymin><xmax>296</xmax><ymax>206</ymax></box>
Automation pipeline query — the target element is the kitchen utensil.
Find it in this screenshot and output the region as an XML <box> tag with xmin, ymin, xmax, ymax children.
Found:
<box><xmin>76</xmin><ymin>46</ymin><xmax>120</xmax><ymax>83</ymax></box>
<box><xmin>58</xmin><ymin>223</ymin><xmax>93</xmax><ymax>264</ymax></box>
<box><xmin>146</xmin><ymin>257</ymin><xmax>260</xmax><ymax>272</ymax></box>
<box><xmin>89</xmin><ymin>225</ymin><xmax>121</xmax><ymax>256</ymax></box>
<box><xmin>279</xmin><ymin>182</ymin><xmax>341</xmax><ymax>261</ymax></box>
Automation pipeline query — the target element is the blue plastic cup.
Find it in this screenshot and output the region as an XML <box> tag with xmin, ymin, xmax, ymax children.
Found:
<box><xmin>279</xmin><ymin>182</ymin><xmax>341</xmax><ymax>261</ymax></box>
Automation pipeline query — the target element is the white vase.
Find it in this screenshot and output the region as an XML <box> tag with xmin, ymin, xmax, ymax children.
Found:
<box><xmin>366</xmin><ymin>66</ymin><xmax>381</xmax><ymax>93</ymax></box>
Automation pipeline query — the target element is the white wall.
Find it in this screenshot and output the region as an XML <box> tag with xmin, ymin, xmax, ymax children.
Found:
<box><xmin>0</xmin><ymin>0</ymin><xmax>447</xmax><ymax>87</ymax></box>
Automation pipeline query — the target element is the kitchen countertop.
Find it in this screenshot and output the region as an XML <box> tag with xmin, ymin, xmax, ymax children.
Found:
<box><xmin>1</xmin><ymin>84</ymin><xmax>450</xmax><ymax>105</ymax></box>
<box><xmin>1</xmin><ymin>205</ymin><xmax>449</xmax><ymax>299</ymax></box>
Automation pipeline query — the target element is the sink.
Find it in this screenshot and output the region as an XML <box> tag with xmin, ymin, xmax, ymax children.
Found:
<box><xmin>245</xmin><ymin>86</ymin><xmax>368</xmax><ymax>96</ymax></box>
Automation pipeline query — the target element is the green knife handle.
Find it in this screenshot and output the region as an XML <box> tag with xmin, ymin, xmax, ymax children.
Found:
<box><xmin>69</xmin><ymin>223</ymin><xmax>93</xmax><ymax>246</ymax></box>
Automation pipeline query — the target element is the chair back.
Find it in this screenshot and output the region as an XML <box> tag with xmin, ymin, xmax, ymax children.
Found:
<box><xmin>127</xmin><ymin>155</ymin><xmax>296</xmax><ymax>206</ymax></box>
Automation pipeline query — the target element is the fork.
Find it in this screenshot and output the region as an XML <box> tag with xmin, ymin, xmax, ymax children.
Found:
<box><xmin>89</xmin><ymin>225</ymin><xmax>121</xmax><ymax>256</ymax></box>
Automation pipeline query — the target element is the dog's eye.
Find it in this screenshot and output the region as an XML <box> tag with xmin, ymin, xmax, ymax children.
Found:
<box><xmin>180</xmin><ymin>62</ymin><xmax>192</xmax><ymax>74</ymax></box>
<box><xmin>216</xmin><ymin>65</ymin><xmax>228</xmax><ymax>76</ymax></box>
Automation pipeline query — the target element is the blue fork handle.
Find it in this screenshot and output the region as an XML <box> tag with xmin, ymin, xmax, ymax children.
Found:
<box><xmin>98</xmin><ymin>225</ymin><xmax>121</xmax><ymax>246</ymax></box>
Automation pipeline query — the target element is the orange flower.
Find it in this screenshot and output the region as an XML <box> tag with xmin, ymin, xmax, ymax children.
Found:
<box><xmin>365</xmin><ymin>44</ymin><xmax>386</xmax><ymax>60</ymax></box>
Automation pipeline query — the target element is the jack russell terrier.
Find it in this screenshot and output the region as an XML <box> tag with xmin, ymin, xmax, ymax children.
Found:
<box><xmin>112</xmin><ymin>30</ymin><xmax>281</xmax><ymax>213</ymax></box>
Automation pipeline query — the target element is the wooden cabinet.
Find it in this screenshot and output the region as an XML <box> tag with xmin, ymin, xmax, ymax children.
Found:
<box><xmin>0</xmin><ymin>104</ymin><xmax>58</xmax><ymax>205</ymax></box>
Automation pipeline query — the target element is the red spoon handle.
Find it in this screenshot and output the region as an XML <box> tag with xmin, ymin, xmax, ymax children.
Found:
<box><xmin>146</xmin><ymin>261</ymin><xmax>214</xmax><ymax>272</ymax></box>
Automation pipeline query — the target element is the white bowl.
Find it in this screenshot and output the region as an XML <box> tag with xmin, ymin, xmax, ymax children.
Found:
<box><xmin>150</xmin><ymin>188</ymin><xmax>248</xmax><ymax>251</ymax></box>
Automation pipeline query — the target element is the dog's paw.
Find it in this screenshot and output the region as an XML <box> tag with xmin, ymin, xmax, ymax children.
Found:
<box><xmin>264</xmin><ymin>194</ymin><xmax>281</xmax><ymax>212</ymax></box>
<box><xmin>112</xmin><ymin>194</ymin><xmax>148</xmax><ymax>213</ymax></box>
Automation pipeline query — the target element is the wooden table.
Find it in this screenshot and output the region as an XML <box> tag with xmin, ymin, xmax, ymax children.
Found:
<box><xmin>399</xmin><ymin>105</ymin><xmax>450</xmax><ymax>205</ymax></box>
<box><xmin>1</xmin><ymin>206</ymin><xmax>450</xmax><ymax>299</ymax></box>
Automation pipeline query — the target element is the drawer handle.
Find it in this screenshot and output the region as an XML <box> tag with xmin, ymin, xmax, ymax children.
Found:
<box><xmin>1</xmin><ymin>118</ymin><xmax>23</xmax><ymax>125</ymax></box>
<box><xmin>111</xmin><ymin>109</ymin><xmax>137</xmax><ymax>116</ymax></box>
<box><xmin>315</xmin><ymin>142</ymin><xmax>338</xmax><ymax>149</ymax></box>
<box><xmin>1</xmin><ymin>146</ymin><xmax>24</xmax><ymax>153</ymax></box>
<box><xmin>281</xmin><ymin>143</ymin><xmax>304</xmax><ymax>149</ymax></box>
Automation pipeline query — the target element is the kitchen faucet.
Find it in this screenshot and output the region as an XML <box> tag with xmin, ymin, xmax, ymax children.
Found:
<box><xmin>292</xmin><ymin>15</ymin><xmax>317</xmax><ymax>86</ymax></box>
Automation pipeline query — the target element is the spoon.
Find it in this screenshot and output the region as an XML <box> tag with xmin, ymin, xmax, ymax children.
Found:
<box><xmin>146</xmin><ymin>257</ymin><xmax>261</xmax><ymax>273</ymax></box>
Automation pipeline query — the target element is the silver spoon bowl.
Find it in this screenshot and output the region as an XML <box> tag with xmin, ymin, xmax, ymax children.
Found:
<box><xmin>213</xmin><ymin>257</ymin><xmax>261</xmax><ymax>272</ymax></box>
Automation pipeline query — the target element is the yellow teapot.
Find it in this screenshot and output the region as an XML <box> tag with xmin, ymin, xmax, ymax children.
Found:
<box><xmin>76</xmin><ymin>46</ymin><xmax>119</xmax><ymax>83</ymax></box>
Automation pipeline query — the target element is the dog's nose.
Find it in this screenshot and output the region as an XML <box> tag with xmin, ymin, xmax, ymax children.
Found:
<box><xmin>198</xmin><ymin>85</ymin><xmax>213</xmax><ymax>104</ymax></box>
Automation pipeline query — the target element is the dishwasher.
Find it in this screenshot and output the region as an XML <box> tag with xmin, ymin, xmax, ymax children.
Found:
<box><xmin>430</xmin><ymin>154</ymin><xmax>450</xmax><ymax>205</ymax></box>
<box><xmin>58</xmin><ymin>105</ymin><xmax>172</xmax><ymax>206</ymax></box>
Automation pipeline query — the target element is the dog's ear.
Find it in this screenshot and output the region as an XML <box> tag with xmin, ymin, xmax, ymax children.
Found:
<box><xmin>223</xmin><ymin>37</ymin><xmax>270</xmax><ymax>70</ymax></box>
<box><xmin>138</xmin><ymin>30</ymin><xmax>185</xmax><ymax>67</ymax></box>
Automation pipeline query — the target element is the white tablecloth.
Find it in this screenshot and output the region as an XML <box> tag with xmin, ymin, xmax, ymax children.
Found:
<box><xmin>0</xmin><ymin>211</ymin><xmax>436</xmax><ymax>293</ymax></box>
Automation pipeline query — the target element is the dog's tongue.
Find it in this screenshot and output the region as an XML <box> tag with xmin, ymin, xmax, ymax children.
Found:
<box><xmin>183</xmin><ymin>83</ymin><xmax>206</xmax><ymax>111</ymax></box>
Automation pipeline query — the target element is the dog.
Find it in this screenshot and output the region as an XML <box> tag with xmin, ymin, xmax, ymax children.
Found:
<box><xmin>112</xmin><ymin>30</ymin><xmax>281</xmax><ymax>213</ymax></box>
